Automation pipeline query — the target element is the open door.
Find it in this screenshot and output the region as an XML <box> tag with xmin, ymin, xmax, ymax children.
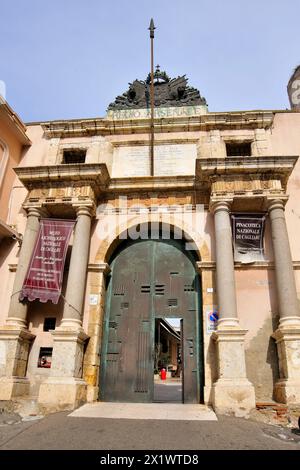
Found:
<box><xmin>100</xmin><ymin>236</ymin><xmax>203</xmax><ymax>404</ymax></box>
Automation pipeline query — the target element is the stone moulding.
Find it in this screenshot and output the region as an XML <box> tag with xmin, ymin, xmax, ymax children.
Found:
<box><xmin>109</xmin><ymin>175</ymin><xmax>197</xmax><ymax>191</ymax></box>
<box><xmin>38</xmin><ymin>110</ymin><xmax>275</xmax><ymax>139</ymax></box>
<box><xmin>197</xmin><ymin>155</ymin><xmax>298</xmax><ymax>183</ymax></box>
<box><xmin>197</xmin><ymin>260</ymin><xmax>300</xmax><ymax>271</ymax></box>
<box><xmin>14</xmin><ymin>163</ymin><xmax>110</xmax><ymax>189</ymax></box>
<box><xmin>10</xmin><ymin>260</ymin><xmax>300</xmax><ymax>273</ymax></box>
<box><xmin>1</xmin><ymin>98</ymin><xmax>31</xmax><ymax>145</ymax></box>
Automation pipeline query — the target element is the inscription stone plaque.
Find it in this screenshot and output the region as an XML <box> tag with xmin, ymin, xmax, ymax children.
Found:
<box><xmin>112</xmin><ymin>143</ymin><xmax>197</xmax><ymax>177</ymax></box>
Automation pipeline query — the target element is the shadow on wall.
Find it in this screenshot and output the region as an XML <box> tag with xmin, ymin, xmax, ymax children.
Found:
<box><xmin>0</xmin><ymin>237</ymin><xmax>16</xmax><ymax>270</ymax></box>
<box><xmin>245</xmin><ymin>315</ymin><xmax>280</xmax><ymax>402</ymax></box>
<box><xmin>206</xmin><ymin>336</ymin><xmax>218</xmax><ymax>405</ymax></box>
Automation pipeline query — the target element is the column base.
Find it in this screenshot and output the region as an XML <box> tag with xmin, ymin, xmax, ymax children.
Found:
<box><xmin>37</xmin><ymin>327</ymin><xmax>89</xmax><ymax>412</ymax></box>
<box><xmin>272</xmin><ymin>323</ymin><xmax>300</xmax><ymax>404</ymax></box>
<box><xmin>211</xmin><ymin>378</ymin><xmax>256</xmax><ymax>417</ymax></box>
<box><xmin>274</xmin><ymin>379</ymin><xmax>300</xmax><ymax>404</ymax></box>
<box><xmin>87</xmin><ymin>385</ymin><xmax>99</xmax><ymax>403</ymax></box>
<box><xmin>212</xmin><ymin>325</ymin><xmax>256</xmax><ymax>417</ymax></box>
<box><xmin>38</xmin><ymin>377</ymin><xmax>87</xmax><ymax>413</ymax></box>
<box><xmin>0</xmin><ymin>377</ymin><xmax>31</xmax><ymax>401</ymax></box>
<box><xmin>0</xmin><ymin>327</ymin><xmax>35</xmax><ymax>400</ymax></box>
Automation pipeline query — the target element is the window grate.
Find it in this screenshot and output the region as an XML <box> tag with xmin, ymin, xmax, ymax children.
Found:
<box><xmin>184</xmin><ymin>284</ymin><xmax>195</xmax><ymax>292</ymax></box>
<box><xmin>155</xmin><ymin>284</ymin><xmax>165</xmax><ymax>296</ymax></box>
<box><xmin>113</xmin><ymin>284</ymin><xmax>125</xmax><ymax>296</ymax></box>
<box><xmin>141</xmin><ymin>285</ymin><xmax>151</xmax><ymax>293</ymax></box>
<box><xmin>63</xmin><ymin>149</ymin><xmax>86</xmax><ymax>164</ymax></box>
<box><xmin>226</xmin><ymin>142</ymin><xmax>252</xmax><ymax>157</ymax></box>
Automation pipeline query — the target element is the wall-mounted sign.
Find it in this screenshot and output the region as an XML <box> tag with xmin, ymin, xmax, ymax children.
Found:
<box><xmin>206</xmin><ymin>307</ymin><xmax>219</xmax><ymax>334</ymax></box>
<box><xmin>89</xmin><ymin>294</ymin><xmax>99</xmax><ymax>306</ymax></box>
<box><xmin>231</xmin><ymin>214</ymin><xmax>265</xmax><ymax>263</ymax></box>
<box><xmin>287</xmin><ymin>65</ymin><xmax>300</xmax><ymax>111</ymax></box>
<box><xmin>20</xmin><ymin>219</ymin><xmax>75</xmax><ymax>304</ymax></box>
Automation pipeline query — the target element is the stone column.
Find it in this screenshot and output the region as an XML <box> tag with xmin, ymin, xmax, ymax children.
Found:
<box><xmin>7</xmin><ymin>207</ymin><xmax>44</xmax><ymax>328</ymax></box>
<box><xmin>268</xmin><ymin>199</ymin><xmax>300</xmax><ymax>404</ymax></box>
<box><xmin>213</xmin><ymin>201</ymin><xmax>238</xmax><ymax>328</ymax></box>
<box><xmin>210</xmin><ymin>200</ymin><xmax>255</xmax><ymax>417</ymax></box>
<box><xmin>38</xmin><ymin>205</ymin><xmax>93</xmax><ymax>412</ymax></box>
<box><xmin>0</xmin><ymin>206</ymin><xmax>44</xmax><ymax>400</ymax></box>
<box><xmin>61</xmin><ymin>206</ymin><xmax>93</xmax><ymax>328</ymax></box>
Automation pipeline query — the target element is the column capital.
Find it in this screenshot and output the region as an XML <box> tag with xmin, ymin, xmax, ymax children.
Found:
<box><xmin>25</xmin><ymin>206</ymin><xmax>48</xmax><ymax>218</ymax></box>
<box><xmin>73</xmin><ymin>204</ymin><xmax>95</xmax><ymax>218</ymax></box>
<box><xmin>210</xmin><ymin>199</ymin><xmax>233</xmax><ymax>215</ymax></box>
<box><xmin>266</xmin><ymin>197</ymin><xmax>288</xmax><ymax>213</ymax></box>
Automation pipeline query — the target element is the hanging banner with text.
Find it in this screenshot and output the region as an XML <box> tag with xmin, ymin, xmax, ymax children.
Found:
<box><xmin>231</xmin><ymin>214</ymin><xmax>265</xmax><ymax>263</ymax></box>
<box><xmin>20</xmin><ymin>219</ymin><xmax>75</xmax><ymax>304</ymax></box>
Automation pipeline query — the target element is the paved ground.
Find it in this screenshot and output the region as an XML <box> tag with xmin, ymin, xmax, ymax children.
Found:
<box><xmin>70</xmin><ymin>402</ymin><xmax>217</xmax><ymax>421</ymax></box>
<box><xmin>154</xmin><ymin>381</ymin><xmax>182</xmax><ymax>403</ymax></box>
<box><xmin>0</xmin><ymin>410</ymin><xmax>300</xmax><ymax>450</ymax></box>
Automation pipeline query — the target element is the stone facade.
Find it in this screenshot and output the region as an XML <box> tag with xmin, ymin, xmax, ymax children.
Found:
<box><xmin>0</xmin><ymin>84</ymin><xmax>300</xmax><ymax>417</ymax></box>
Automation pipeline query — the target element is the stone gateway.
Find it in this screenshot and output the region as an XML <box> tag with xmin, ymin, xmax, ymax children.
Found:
<box><xmin>0</xmin><ymin>67</ymin><xmax>300</xmax><ymax>417</ymax></box>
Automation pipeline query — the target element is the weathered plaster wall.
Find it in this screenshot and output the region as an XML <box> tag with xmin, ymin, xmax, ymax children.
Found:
<box><xmin>236</xmin><ymin>269</ymin><xmax>279</xmax><ymax>401</ymax></box>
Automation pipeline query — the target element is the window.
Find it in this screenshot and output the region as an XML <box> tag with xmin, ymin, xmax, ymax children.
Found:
<box><xmin>43</xmin><ymin>317</ymin><xmax>56</xmax><ymax>332</ymax></box>
<box><xmin>226</xmin><ymin>142</ymin><xmax>252</xmax><ymax>157</ymax></box>
<box><xmin>63</xmin><ymin>149</ymin><xmax>86</xmax><ymax>164</ymax></box>
<box><xmin>37</xmin><ymin>347</ymin><xmax>53</xmax><ymax>368</ymax></box>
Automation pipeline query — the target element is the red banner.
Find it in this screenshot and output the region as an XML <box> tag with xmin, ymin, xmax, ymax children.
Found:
<box><xmin>20</xmin><ymin>219</ymin><xmax>75</xmax><ymax>304</ymax></box>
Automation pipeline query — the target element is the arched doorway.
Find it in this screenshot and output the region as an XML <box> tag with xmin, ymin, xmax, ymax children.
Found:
<box><xmin>100</xmin><ymin>230</ymin><xmax>203</xmax><ymax>404</ymax></box>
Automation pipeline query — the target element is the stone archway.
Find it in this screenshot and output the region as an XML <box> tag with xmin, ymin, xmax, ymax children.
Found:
<box><xmin>99</xmin><ymin>225</ymin><xmax>204</xmax><ymax>404</ymax></box>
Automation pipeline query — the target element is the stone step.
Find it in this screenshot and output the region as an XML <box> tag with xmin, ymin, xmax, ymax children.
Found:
<box><xmin>69</xmin><ymin>402</ymin><xmax>218</xmax><ymax>421</ymax></box>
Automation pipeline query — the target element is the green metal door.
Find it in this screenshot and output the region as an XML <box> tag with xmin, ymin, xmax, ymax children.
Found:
<box><xmin>100</xmin><ymin>237</ymin><xmax>203</xmax><ymax>403</ymax></box>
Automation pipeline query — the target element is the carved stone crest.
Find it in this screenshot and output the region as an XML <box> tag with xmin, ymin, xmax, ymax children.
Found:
<box><xmin>108</xmin><ymin>65</ymin><xmax>207</xmax><ymax>110</ymax></box>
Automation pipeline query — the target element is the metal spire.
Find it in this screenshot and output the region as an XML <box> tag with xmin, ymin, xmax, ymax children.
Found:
<box><xmin>149</xmin><ymin>18</ymin><xmax>156</xmax><ymax>38</ymax></box>
<box><xmin>149</xmin><ymin>19</ymin><xmax>156</xmax><ymax>176</ymax></box>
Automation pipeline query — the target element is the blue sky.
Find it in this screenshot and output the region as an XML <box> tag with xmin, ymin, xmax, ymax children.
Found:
<box><xmin>0</xmin><ymin>0</ymin><xmax>299</xmax><ymax>122</ymax></box>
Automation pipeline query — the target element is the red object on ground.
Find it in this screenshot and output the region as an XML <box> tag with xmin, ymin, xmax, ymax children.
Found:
<box><xmin>160</xmin><ymin>368</ymin><xmax>167</xmax><ymax>380</ymax></box>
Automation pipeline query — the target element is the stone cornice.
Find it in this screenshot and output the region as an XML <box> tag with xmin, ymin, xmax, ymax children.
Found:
<box><xmin>87</xmin><ymin>263</ymin><xmax>111</xmax><ymax>274</ymax></box>
<box><xmin>39</xmin><ymin>110</ymin><xmax>275</xmax><ymax>138</ymax></box>
<box><xmin>14</xmin><ymin>164</ymin><xmax>206</xmax><ymax>194</ymax></box>
<box><xmin>14</xmin><ymin>163</ymin><xmax>110</xmax><ymax>190</ymax></box>
<box><xmin>9</xmin><ymin>260</ymin><xmax>300</xmax><ymax>273</ymax></box>
<box><xmin>197</xmin><ymin>155</ymin><xmax>298</xmax><ymax>178</ymax></box>
<box><xmin>109</xmin><ymin>175</ymin><xmax>199</xmax><ymax>192</ymax></box>
<box><xmin>9</xmin><ymin>263</ymin><xmax>111</xmax><ymax>274</ymax></box>
<box><xmin>0</xmin><ymin>98</ymin><xmax>31</xmax><ymax>145</ymax></box>
<box><xmin>196</xmin><ymin>155</ymin><xmax>299</xmax><ymax>190</ymax></box>
<box><xmin>196</xmin><ymin>260</ymin><xmax>300</xmax><ymax>271</ymax></box>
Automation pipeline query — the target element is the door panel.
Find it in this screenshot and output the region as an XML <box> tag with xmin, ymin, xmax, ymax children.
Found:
<box><xmin>100</xmin><ymin>238</ymin><xmax>202</xmax><ymax>404</ymax></box>
<box><xmin>101</xmin><ymin>241</ymin><xmax>153</xmax><ymax>402</ymax></box>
